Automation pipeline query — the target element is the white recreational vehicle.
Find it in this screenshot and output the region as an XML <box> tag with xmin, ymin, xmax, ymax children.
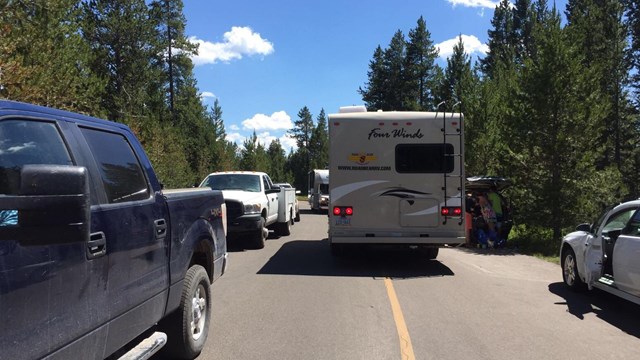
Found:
<box><xmin>308</xmin><ymin>169</ymin><xmax>329</xmax><ymax>212</ymax></box>
<box><xmin>328</xmin><ymin>106</ymin><xmax>465</xmax><ymax>258</ymax></box>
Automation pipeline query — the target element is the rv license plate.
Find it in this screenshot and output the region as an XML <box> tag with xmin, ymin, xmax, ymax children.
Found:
<box><xmin>334</xmin><ymin>217</ymin><xmax>351</xmax><ymax>226</ymax></box>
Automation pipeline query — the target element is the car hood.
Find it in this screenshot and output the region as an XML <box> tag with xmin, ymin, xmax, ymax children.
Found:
<box><xmin>466</xmin><ymin>176</ymin><xmax>512</xmax><ymax>192</ymax></box>
<box><xmin>220</xmin><ymin>190</ymin><xmax>264</xmax><ymax>204</ymax></box>
<box><xmin>562</xmin><ymin>230</ymin><xmax>589</xmax><ymax>244</ymax></box>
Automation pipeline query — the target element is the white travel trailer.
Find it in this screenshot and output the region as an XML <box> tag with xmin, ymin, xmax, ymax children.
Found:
<box><xmin>328</xmin><ymin>106</ymin><xmax>465</xmax><ymax>258</ymax></box>
<box><xmin>308</xmin><ymin>169</ymin><xmax>329</xmax><ymax>212</ymax></box>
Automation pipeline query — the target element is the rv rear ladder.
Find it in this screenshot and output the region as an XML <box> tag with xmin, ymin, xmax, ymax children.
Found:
<box><xmin>438</xmin><ymin>102</ymin><xmax>464</xmax><ymax>226</ymax></box>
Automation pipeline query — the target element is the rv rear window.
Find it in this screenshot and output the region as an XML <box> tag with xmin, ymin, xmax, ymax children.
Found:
<box><xmin>395</xmin><ymin>144</ymin><xmax>454</xmax><ymax>173</ymax></box>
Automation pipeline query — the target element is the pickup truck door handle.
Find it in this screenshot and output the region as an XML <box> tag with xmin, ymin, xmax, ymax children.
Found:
<box><xmin>86</xmin><ymin>232</ymin><xmax>106</xmax><ymax>259</ymax></box>
<box><xmin>154</xmin><ymin>219</ymin><xmax>167</xmax><ymax>240</ymax></box>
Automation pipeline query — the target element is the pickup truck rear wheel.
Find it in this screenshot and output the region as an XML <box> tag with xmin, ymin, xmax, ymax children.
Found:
<box><xmin>276</xmin><ymin>219</ymin><xmax>291</xmax><ymax>236</ymax></box>
<box><xmin>562</xmin><ymin>247</ymin><xmax>586</xmax><ymax>291</ymax></box>
<box><xmin>163</xmin><ymin>265</ymin><xmax>210</xmax><ymax>359</ymax></box>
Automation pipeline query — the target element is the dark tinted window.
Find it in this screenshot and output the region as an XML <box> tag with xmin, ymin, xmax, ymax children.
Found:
<box><xmin>395</xmin><ymin>143</ymin><xmax>454</xmax><ymax>173</ymax></box>
<box><xmin>0</xmin><ymin>120</ymin><xmax>72</xmax><ymax>195</ymax></box>
<box><xmin>81</xmin><ymin>128</ymin><xmax>149</xmax><ymax>203</ymax></box>
<box><xmin>622</xmin><ymin>208</ymin><xmax>640</xmax><ymax>237</ymax></box>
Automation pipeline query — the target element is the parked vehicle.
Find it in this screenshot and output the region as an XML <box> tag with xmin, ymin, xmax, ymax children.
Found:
<box><xmin>327</xmin><ymin>106</ymin><xmax>465</xmax><ymax>258</ymax></box>
<box><xmin>308</xmin><ymin>169</ymin><xmax>329</xmax><ymax>212</ymax></box>
<box><xmin>200</xmin><ymin>172</ymin><xmax>296</xmax><ymax>249</ymax></box>
<box><xmin>465</xmin><ymin>176</ymin><xmax>513</xmax><ymax>247</ymax></box>
<box><xmin>0</xmin><ymin>100</ymin><xmax>227</xmax><ymax>360</ymax></box>
<box><xmin>274</xmin><ymin>182</ymin><xmax>301</xmax><ymax>222</ymax></box>
<box><xmin>560</xmin><ymin>199</ymin><xmax>640</xmax><ymax>305</ymax></box>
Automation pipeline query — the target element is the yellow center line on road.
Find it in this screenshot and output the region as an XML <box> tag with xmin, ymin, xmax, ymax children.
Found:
<box><xmin>384</xmin><ymin>277</ymin><xmax>416</xmax><ymax>360</ymax></box>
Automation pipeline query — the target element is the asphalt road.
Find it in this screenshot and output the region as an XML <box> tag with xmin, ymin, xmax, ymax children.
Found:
<box><xmin>188</xmin><ymin>203</ymin><xmax>640</xmax><ymax>360</ymax></box>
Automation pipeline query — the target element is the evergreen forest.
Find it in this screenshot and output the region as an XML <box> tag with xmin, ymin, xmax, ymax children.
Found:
<box><xmin>1</xmin><ymin>0</ymin><xmax>639</xmax><ymax>254</ymax></box>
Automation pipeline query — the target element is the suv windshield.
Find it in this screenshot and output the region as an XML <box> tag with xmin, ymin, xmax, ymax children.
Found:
<box><xmin>203</xmin><ymin>174</ymin><xmax>261</xmax><ymax>192</ymax></box>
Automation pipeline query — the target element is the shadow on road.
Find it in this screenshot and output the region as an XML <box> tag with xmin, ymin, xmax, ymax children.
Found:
<box><xmin>299</xmin><ymin>208</ymin><xmax>328</xmax><ymax>216</ymax></box>
<box><xmin>257</xmin><ymin>238</ymin><xmax>454</xmax><ymax>279</ymax></box>
<box><xmin>455</xmin><ymin>245</ymin><xmax>519</xmax><ymax>257</ymax></box>
<box><xmin>548</xmin><ymin>282</ymin><xmax>640</xmax><ymax>338</ymax></box>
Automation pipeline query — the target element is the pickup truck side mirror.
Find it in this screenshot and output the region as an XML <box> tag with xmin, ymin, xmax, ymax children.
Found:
<box><xmin>0</xmin><ymin>165</ymin><xmax>90</xmax><ymax>245</ymax></box>
<box><xmin>266</xmin><ymin>187</ymin><xmax>281</xmax><ymax>194</ymax></box>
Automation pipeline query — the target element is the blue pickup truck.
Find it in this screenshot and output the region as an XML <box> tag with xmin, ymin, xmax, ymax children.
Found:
<box><xmin>0</xmin><ymin>100</ymin><xmax>227</xmax><ymax>360</ymax></box>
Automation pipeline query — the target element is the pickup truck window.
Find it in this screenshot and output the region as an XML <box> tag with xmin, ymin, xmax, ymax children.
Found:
<box><xmin>0</xmin><ymin>120</ymin><xmax>72</xmax><ymax>196</ymax></box>
<box><xmin>203</xmin><ymin>174</ymin><xmax>261</xmax><ymax>192</ymax></box>
<box><xmin>80</xmin><ymin>127</ymin><xmax>150</xmax><ymax>203</ymax></box>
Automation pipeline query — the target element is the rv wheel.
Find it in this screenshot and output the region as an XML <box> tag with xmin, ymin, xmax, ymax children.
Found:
<box><xmin>421</xmin><ymin>247</ymin><xmax>439</xmax><ymax>260</ymax></box>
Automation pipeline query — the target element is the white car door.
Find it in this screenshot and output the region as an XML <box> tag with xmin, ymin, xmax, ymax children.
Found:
<box><xmin>612</xmin><ymin>208</ymin><xmax>640</xmax><ymax>296</ymax></box>
<box><xmin>583</xmin><ymin>231</ymin><xmax>603</xmax><ymax>288</ymax></box>
<box><xmin>263</xmin><ymin>175</ymin><xmax>278</xmax><ymax>223</ymax></box>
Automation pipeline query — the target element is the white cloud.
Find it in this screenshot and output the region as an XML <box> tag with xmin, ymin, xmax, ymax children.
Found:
<box><xmin>447</xmin><ymin>0</ymin><xmax>501</xmax><ymax>9</ymax></box>
<box><xmin>225</xmin><ymin>132</ymin><xmax>244</xmax><ymax>144</ymax></box>
<box><xmin>190</xmin><ymin>26</ymin><xmax>274</xmax><ymax>65</ymax></box>
<box><xmin>279</xmin><ymin>135</ymin><xmax>298</xmax><ymax>152</ymax></box>
<box><xmin>200</xmin><ymin>91</ymin><xmax>216</xmax><ymax>100</ymax></box>
<box><xmin>435</xmin><ymin>35</ymin><xmax>489</xmax><ymax>59</ymax></box>
<box><xmin>229</xmin><ymin>124</ymin><xmax>240</xmax><ymax>131</ymax></box>
<box><xmin>242</xmin><ymin>111</ymin><xmax>293</xmax><ymax>131</ymax></box>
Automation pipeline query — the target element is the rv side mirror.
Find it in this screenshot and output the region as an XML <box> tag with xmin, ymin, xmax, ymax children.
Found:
<box><xmin>0</xmin><ymin>165</ymin><xmax>90</xmax><ymax>245</ymax></box>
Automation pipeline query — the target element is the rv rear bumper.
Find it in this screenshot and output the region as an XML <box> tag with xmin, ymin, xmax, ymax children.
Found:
<box><xmin>329</xmin><ymin>236</ymin><xmax>465</xmax><ymax>246</ymax></box>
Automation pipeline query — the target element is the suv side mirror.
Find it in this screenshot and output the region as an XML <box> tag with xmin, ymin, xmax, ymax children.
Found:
<box><xmin>0</xmin><ymin>165</ymin><xmax>90</xmax><ymax>245</ymax></box>
<box><xmin>575</xmin><ymin>223</ymin><xmax>591</xmax><ymax>233</ymax></box>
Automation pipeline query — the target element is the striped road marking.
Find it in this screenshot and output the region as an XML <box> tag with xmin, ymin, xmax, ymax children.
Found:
<box><xmin>384</xmin><ymin>277</ymin><xmax>416</xmax><ymax>360</ymax></box>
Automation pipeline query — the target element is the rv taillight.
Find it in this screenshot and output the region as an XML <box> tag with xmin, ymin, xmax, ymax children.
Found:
<box><xmin>441</xmin><ymin>207</ymin><xmax>462</xmax><ymax>217</ymax></box>
<box><xmin>333</xmin><ymin>206</ymin><xmax>353</xmax><ymax>216</ymax></box>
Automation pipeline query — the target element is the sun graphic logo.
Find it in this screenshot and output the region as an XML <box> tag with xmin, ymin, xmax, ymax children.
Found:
<box><xmin>348</xmin><ymin>153</ymin><xmax>376</xmax><ymax>165</ymax></box>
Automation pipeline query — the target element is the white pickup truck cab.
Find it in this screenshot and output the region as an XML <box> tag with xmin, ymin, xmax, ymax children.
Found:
<box><xmin>200</xmin><ymin>171</ymin><xmax>296</xmax><ymax>249</ymax></box>
<box><xmin>560</xmin><ymin>199</ymin><xmax>640</xmax><ymax>305</ymax></box>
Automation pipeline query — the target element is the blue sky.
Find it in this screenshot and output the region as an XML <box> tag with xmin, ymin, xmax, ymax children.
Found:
<box><xmin>183</xmin><ymin>0</ymin><xmax>565</xmax><ymax>153</ymax></box>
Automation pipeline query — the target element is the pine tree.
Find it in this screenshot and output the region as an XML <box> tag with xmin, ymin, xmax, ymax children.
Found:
<box><xmin>0</xmin><ymin>0</ymin><xmax>103</xmax><ymax>113</ymax></box>
<box><xmin>382</xmin><ymin>30</ymin><xmax>407</xmax><ymax>110</ymax></box>
<box><xmin>359</xmin><ymin>46</ymin><xmax>387</xmax><ymax>111</ymax></box>
<box><xmin>267</xmin><ymin>140</ymin><xmax>289</xmax><ymax>182</ymax></box>
<box><xmin>405</xmin><ymin>16</ymin><xmax>440</xmax><ymax>110</ymax></box>
<box><xmin>81</xmin><ymin>0</ymin><xmax>162</xmax><ymax>123</ymax></box>
<box><xmin>480</xmin><ymin>0</ymin><xmax>515</xmax><ymax>78</ymax></box>
<box><xmin>309</xmin><ymin>109</ymin><xmax>329</xmax><ymax>169</ymax></box>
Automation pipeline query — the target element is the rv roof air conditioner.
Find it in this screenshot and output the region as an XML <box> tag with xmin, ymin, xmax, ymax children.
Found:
<box><xmin>338</xmin><ymin>105</ymin><xmax>367</xmax><ymax>113</ymax></box>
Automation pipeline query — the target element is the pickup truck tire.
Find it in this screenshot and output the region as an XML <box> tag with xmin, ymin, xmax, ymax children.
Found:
<box><xmin>276</xmin><ymin>218</ymin><xmax>291</xmax><ymax>236</ymax></box>
<box><xmin>163</xmin><ymin>265</ymin><xmax>211</xmax><ymax>359</ymax></box>
<box><xmin>562</xmin><ymin>247</ymin><xmax>586</xmax><ymax>291</ymax></box>
<box><xmin>295</xmin><ymin>211</ymin><xmax>300</xmax><ymax>222</ymax></box>
<box><xmin>251</xmin><ymin>217</ymin><xmax>267</xmax><ymax>249</ymax></box>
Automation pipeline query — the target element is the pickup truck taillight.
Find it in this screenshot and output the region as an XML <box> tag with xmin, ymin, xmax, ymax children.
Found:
<box><xmin>221</xmin><ymin>203</ymin><xmax>227</xmax><ymax>236</ymax></box>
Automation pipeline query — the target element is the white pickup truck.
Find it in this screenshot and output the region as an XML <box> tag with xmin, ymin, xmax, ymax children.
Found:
<box><xmin>200</xmin><ymin>171</ymin><xmax>296</xmax><ymax>249</ymax></box>
<box><xmin>561</xmin><ymin>199</ymin><xmax>640</xmax><ymax>305</ymax></box>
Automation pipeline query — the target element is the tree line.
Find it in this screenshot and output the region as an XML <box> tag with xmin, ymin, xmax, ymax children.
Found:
<box><xmin>2</xmin><ymin>0</ymin><xmax>639</xmax><ymax>253</ymax></box>
<box><xmin>359</xmin><ymin>0</ymin><xmax>640</xmax><ymax>252</ymax></box>
<box><xmin>0</xmin><ymin>0</ymin><xmax>328</xmax><ymax>191</ymax></box>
